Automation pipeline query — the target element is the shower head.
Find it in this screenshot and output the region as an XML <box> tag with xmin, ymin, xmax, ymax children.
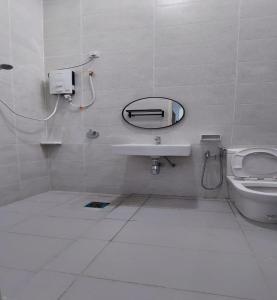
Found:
<box><xmin>0</xmin><ymin>64</ymin><xmax>13</xmax><ymax>70</ymax></box>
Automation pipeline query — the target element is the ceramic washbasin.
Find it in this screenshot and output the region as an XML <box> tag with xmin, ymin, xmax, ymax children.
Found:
<box><xmin>111</xmin><ymin>144</ymin><xmax>191</xmax><ymax>157</ymax></box>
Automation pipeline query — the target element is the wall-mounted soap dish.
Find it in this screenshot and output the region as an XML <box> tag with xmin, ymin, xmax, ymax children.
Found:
<box><xmin>201</xmin><ymin>135</ymin><xmax>221</xmax><ymax>143</ymax></box>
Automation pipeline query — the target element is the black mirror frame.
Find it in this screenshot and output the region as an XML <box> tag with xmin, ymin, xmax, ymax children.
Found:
<box><xmin>122</xmin><ymin>97</ymin><xmax>185</xmax><ymax>130</ymax></box>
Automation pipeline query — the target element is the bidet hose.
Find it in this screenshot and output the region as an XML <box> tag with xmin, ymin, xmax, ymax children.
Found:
<box><xmin>0</xmin><ymin>95</ymin><xmax>60</xmax><ymax>121</ymax></box>
<box><xmin>201</xmin><ymin>148</ymin><xmax>225</xmax><ymax>190</ymax></box>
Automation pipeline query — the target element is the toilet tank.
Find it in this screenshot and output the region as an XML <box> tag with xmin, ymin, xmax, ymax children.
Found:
<box><xmin>226</xmin><ymin>148</ymin><xmax>245</xmax><ymax>176</ymax></box>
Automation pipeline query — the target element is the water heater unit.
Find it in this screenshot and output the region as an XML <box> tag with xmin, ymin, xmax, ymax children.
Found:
<box><xmin>49</xmin><ymin>70</ymin><xmax>75</xmax><ymax>95</ymax></box>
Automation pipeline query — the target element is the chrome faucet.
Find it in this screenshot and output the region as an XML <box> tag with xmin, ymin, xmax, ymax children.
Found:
<box><xmin>155</xmin><ymin>136</ymin><xmax>161</xmax><ymax>145</ymax></box>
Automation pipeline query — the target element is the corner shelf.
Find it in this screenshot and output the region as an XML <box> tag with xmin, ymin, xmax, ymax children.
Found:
<box><xmin>40</xmin><ymin>141</ymin><xmax>62</xmax><ymax>146</ymax></box>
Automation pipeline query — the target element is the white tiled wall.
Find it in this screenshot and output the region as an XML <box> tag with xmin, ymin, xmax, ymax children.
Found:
<box><xmin>43</xmin><ymin>0</ymin><xmax>277</xmax><ymax>197</ymax></box>
<box><xmin>0</xmin><ymin>0</ymin><xmax>50</xmax><ymax>205</ymax></box>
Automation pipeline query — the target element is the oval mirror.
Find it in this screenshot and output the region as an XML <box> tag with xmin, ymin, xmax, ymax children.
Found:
<box><xmin>122</xmin><ymin>97</ymin><xmax>185</xmax><ymax>129</ymax></box>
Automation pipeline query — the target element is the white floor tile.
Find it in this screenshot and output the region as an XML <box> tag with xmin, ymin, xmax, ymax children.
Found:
<box><xmin>0</xmin><ymin>267</ymin><xmax>34</xmax><ymax>299</ymax></box>
<box><xmin>115</xmin><ymin>221</ymin><xmax>251</xmax><ymax>253</ymax></box>
<box><xmin>77</xmin><ymin>193</ymin><xmax>124</xmax><ymax>203</ymax></box>
<box><xmin>1</xmin><ymin>192</ymin><xmax>83</xmax><ymax>215</ymax></box>
<box><xmin>258</xmin><ymin>257</ymin><xmax>277</xmax><ymax>300</ymax></box>
<box><xmin>25</xmin><ymin>191</ymin><xmax>81</xmax><ymax>204</ymax></box>
<box><xmin>2</xmin><ymin>200</ymin><xmax>59</xmax><ymax>215</ymax></box>
<box><xmin>44</xmin><ymin>239</ymin><xmax>107</xmax><ymax>274</ymax></box>
<box><xmin>123</xmin><ymin>196</ymin><xmax>148</xmax><ymax>206</ymax></box>
<box><xmin>84</xmin><ymin>242</ymin><xmax>269</xmax><ymax>300</ymax></box>
<box><xmin>82</xmin><ymin>219</ymin><xmax>126</xmax><ymax>241</ymax></box>
<box><xmin>10</xmin><ymin>216</ymin><xmax>96</xmax><ymax>239</ymax></box>
<box><xmin>106</xmin><ymin>206</ymin><xmax>140</xmax><ymax>220</ymax></box>
<box><xmin>244</xmin><ymin>230</ymin><xmax>277</xmax><ymax>258</ymax></box>
<box><xmin>60</xmin><ymin>277</ymin><xmax>241</xmax><ymax>300</ymax></box>
<box><xmin>145</xmin><ymin>197</ymin><xmax>232</xmax><ymax>213</ymax></box>
<box><xmin>42</xmin><ymin>204</ymin><xmax>110</xmax><ymax>220</ymax></box>
<box><xmin>0</xmin><ymin>232</ymin><xmax>71</xmax><ymax>271</ymax></box>
<box><xmin>13</xmin><ymin>270</ymin><xmax>75</xmax><ymax>300</ymax></box>
<box><xmin>106</xmin><ymin>197</ymin><xmax>146</xmax><ymax>220</ymax></box>
<box><xmin>0</xmin><ymin>211</ymin><xmax>29</xmax><ymax>231</ymax></box>
<box><xmin>0</xmin><ymin>193</ymin><xmax>274</xmax><ymax>300</ymax></box>
<box><xmin>132</xmin><ymin>208</ymin><xmax>240</xmax><ymax>229</ymax></box>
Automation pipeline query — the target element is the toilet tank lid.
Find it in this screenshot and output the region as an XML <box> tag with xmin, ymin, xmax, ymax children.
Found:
<box><xmin>231</xmin><ymin>147</ymin><xmax>277</xmax><ymax>179</ymax></box>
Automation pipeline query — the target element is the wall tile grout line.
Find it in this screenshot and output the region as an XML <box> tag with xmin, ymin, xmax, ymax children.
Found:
<box><xmin>230</xmin><ymin>0</ymin><xmax>242</xmax><ymax>145</ymax></box>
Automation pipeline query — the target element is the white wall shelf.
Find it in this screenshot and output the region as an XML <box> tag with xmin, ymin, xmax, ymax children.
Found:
<box><xmin>40</xmin><ymin>141</ymin><xmax>62</xmax><ymax>146</ymax></box>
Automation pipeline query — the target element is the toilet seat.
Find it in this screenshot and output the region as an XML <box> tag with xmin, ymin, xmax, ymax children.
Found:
<box><xmin>231</xmin><ymin>148</ymin><xmax>277</xmax><ymax>179</ymax></box>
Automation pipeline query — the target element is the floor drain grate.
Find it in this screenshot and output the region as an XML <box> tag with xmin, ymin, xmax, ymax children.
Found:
<box><xmin>85</xmin><ymin>202</ymin><xmax>110</xmax><ymax>208</ymax></box>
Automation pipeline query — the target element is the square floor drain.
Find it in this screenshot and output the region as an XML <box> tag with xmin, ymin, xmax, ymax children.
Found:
<box><xmin>85</xmin><ymin>202</ymin><xmax>110</xmax><ymax>208</ymax></box>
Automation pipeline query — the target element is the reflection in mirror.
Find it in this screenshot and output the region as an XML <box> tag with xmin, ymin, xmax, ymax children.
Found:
<box><xmin>122</xmin><ymin>97</ymin><xmax>185</xmax><ymax>129</ymax></box>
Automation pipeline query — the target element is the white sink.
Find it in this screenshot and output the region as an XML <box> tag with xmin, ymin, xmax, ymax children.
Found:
<box><xmin>112</xmin><ymin>144</ymin><xmax>191</xmax><ymax>157</ymax></box>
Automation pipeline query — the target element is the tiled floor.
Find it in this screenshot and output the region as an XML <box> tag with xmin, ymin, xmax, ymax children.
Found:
<box><xmin>0</xmin><ymin>192</ymin><xmax>276</xmax><ymax>300</ymax></box>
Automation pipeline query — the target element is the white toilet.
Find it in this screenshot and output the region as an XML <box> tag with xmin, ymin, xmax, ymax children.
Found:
<box><xmin>227</xmin><ymin>147</ymin><xmax>277</xmax><ymax>223</ymax></box>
